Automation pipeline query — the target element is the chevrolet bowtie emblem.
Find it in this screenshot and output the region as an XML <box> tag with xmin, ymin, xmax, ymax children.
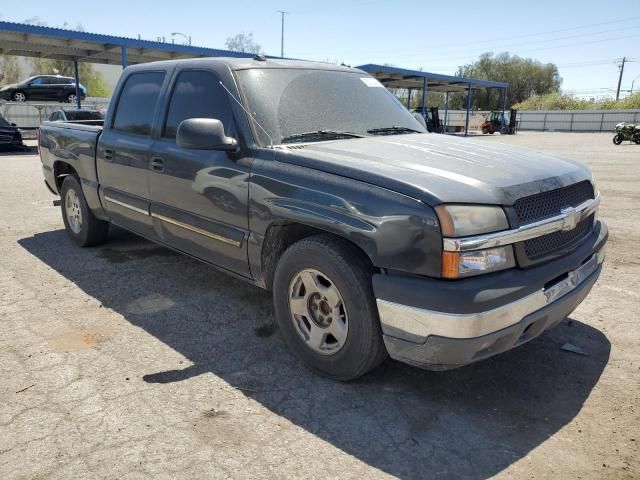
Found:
<box><xmin>560</xmin><ymin>206</ymin><xmax>580</xmax><ymax>231</ymax></box>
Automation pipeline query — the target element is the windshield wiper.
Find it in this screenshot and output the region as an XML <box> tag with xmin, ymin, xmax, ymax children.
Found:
<box><xmin>367</xmin><ymin>126</ymin><xmax>421</xmax><ymax>135</ymax></box>
<box><xmin>281</xmin><ymin>130</ymin><xmax>364</xmax><ymax>144</ymax></box>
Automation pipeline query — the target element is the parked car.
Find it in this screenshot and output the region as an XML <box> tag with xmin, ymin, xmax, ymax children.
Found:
<box><xmin>49</xmin><ymin>109</ymin><xmax>104</xmax><ymax>126</ymax></box>
<box><xmin>38</xmin><ymin>57</ymin><xmax>607</xmax><ymax>380</ymax></box>
<box><xmin>0</xmin><ymin>114</ymin><xmax>26</xmax><ymax>150</ymax></box>
<box><xmin>0</xmin><ymin>75</ymin><xmax>86</xmax><ymax>103</ymax></box>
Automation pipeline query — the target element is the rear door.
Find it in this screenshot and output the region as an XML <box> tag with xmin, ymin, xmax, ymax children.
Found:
<box><xmin>148</xmin><ymin>68</ymin><xmax>251</xmax><ymax>276</ymax></box>
<box><xmin>97</xmin><ymin>70</ymin><xmax>168</xmax><ymax>238</ymax></box>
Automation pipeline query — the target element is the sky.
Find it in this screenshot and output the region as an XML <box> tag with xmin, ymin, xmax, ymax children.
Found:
<box><xmin>2</xmin><ymin>0</ymin><xmax>640</xmax><ymax>98</ymax></box>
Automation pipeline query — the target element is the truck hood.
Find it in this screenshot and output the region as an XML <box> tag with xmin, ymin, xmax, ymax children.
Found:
<box><xmin>274</xmin><ymin>133</ymin><xmax>592</xmax><ymax>205</ymax></box>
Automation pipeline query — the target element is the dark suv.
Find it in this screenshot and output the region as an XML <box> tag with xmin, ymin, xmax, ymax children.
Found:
<box><xmin>0</xmin><ymin>75</ymin><xmax>86</xmax><ymax>103</ymax></box>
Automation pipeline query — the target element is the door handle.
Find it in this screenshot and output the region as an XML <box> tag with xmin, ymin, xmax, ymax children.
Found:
<box><xmin>150</xmin><ymin>157</ymin><xmax>165</xmax><ymax>172</ymax></box>
<box><xmin>103</xmin><ymin>149</ymin><xmax>114</xmax><ymax>161</ymax></box>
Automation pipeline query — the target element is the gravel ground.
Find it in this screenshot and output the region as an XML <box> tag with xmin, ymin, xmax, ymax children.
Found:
<box><xmin>0</xmin><ymin>132</ymin><xmax>638</xmax><ymax>480</ymax></box>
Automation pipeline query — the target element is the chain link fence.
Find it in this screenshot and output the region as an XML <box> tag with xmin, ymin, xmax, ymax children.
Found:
<box><xmin>0</xmin><ymin>98</ymin><xmax>110</xmax><ymax>139</ymax></box>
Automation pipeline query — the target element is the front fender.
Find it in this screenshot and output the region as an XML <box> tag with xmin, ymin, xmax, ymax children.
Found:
<box><xmin>248</xmin><ymin>157</ymin><xmax>442</xmax><ymax>280</ymax></box>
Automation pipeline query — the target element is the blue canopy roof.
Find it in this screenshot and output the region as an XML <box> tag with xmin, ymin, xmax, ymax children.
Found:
<box><xmin>0</xmin><ymin>21</ymin><xmax>281</xmax><ymax>65</ymax></box>
<box><xmin>357</xmin><ymin>64</ymin><xmax>508</xmax><ymax>92</ymax></box>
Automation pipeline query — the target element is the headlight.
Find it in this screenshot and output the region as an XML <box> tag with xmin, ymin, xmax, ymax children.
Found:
<box><xmin>435</xmin><ymin>205</ymin><xmax>508</xmax><ymax>237</ymax></box>
<box><xmin>442</xmin><ymin>246</ymin><xmax>515</xmax><ymax>279</ymax></box>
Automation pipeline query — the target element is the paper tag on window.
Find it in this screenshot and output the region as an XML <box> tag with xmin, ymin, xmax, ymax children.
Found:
<box><xmin>360</xmin><ymin>77</ymin><xmax>383</xmax><ymax>87</ymax></box>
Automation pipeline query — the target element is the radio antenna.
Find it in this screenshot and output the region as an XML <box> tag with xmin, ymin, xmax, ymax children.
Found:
<box><xmin>219</xmin><ymin>81</ymin><xmax>273</xmax><ymax>148</ymax></box>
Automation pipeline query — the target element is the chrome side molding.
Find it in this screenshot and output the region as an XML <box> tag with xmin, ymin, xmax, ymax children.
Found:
<box><xmin>104</xmin><ymin>195</ymin><xmax>149</xmax><ymax>216</ymax></box>
<box><xmin>150</xmin><ymin>212</ymin><xmax>241</xmax><ymax>247</ymax></box>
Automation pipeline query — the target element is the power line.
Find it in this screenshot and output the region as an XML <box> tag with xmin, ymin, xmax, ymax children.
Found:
<box><xmin>354</xmin><ymin>32</ymin><xmax>640</xmax><ymax>65</ymax></box>
<box><xmin>295</xmin><ymin>16</ymin><xmax>640</xmax><ymax>58</ymax></box>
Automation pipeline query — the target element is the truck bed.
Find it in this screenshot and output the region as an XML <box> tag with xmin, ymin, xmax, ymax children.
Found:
<box><xmin>39</xmin><ymin>121</ymin><xmax>102</xmax><ymax>196</ymax></box>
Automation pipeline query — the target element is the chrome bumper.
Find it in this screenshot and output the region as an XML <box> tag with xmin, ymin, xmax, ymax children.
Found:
<box><xmin>377</xmin><ymin>247</ymin><xmax>605</xmax><ymax>341</ymax></box>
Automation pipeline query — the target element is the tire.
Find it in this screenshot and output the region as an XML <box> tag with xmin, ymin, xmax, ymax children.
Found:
<box><xmin>60</xmin><ymin>175</ymin><xmax>109</xmax><ymax>247</ymax></box>
<box><xmin>12</xmin><ymin>91</ymin><xmax>26</xmax><ymax>102</ymax></box>
<box><xmin>481</xmin><ymin>127</ymin><xmax>489</xmax><ymax>134</ymax></box>
<box><xmin>500</xmin><ymin>125</ymin><xmax>509</xmax><ymax>135</ymax></box>
<box><xmin>613</xmin><ymin>134</ymin><xmax>624</xmax><ymax>145</ymax></box>
<box><xmin>273</xmin><ymin>235</ymin><xmax>387</xmax><ymax>381</ymax></box>
<box><xmin>67</xmin><ymin>94</ymin><xmax>77</xmax><ymax>104</ymax></box>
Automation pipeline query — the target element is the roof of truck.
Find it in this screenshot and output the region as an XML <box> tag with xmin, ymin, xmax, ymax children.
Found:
<box><xmin>126</xmin><ymin>56</ymin><xmax>364</xmax><ymax>74</ymax></box>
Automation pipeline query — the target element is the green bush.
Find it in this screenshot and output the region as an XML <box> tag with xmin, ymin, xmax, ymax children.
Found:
<box><xmin>513</xmin><ymin>92</ymin><xmax>640</xmax><ymax>111</ymax></box>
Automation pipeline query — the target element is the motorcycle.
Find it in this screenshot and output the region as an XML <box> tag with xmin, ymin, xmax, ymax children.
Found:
<box><xmin>613</xmin><ymin>122</ymin><xmax>640</xmax><ymax>145</ymax></box>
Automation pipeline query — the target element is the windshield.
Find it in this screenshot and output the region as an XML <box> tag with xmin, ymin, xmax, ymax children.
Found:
<box><xmin>65</xmin><ymin>110</ymin><xmax>104</xmax><ymax>121</ymax></box>
<box><xmin>236</xmin><ymin>68</ymin><xmax>426</xmax><ymax>145</ymax></box>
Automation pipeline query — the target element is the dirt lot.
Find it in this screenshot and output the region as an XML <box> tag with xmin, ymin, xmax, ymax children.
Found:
<box><xmin>1</xmin><ymin>132</ymin><xmax>638</xmax><ymax>480</ymax></box>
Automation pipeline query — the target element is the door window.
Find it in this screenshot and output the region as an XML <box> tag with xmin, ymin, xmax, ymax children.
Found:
<box><xmin>162</xmin><ymin>71</ymin><xmax>233</xmax><ymax>140</ymax></box>
<box><xmin>112</xmin><ymin>72</ymin><xmax>165</xmax><ymax>136</ymax></box>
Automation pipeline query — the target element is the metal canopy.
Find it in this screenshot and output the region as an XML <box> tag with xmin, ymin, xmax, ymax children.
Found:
<box><xmin>356</xmin><ymin>64</ymin><xmax>509</xmax><ymax>92</ymax></box>
<box><xmin>0</xmin><ymin>21</ymin><xmax>268</xmax><ymax>67</ymax></box>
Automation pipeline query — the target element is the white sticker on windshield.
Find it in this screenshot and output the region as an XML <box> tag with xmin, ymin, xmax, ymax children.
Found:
<box><xmin>360</xmin><ymin>77</ymin><xmax>384</xmax><ymax>87</ymax></box>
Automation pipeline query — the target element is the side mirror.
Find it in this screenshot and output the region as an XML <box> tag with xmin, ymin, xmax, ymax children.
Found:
<box><xmin>176</xmin><ymin>118</ymin><xmax>238</xmax><ymax>151</ymax></box>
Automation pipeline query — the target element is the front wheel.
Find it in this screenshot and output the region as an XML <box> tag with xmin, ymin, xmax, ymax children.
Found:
<box><xmin>67</xmin><ymin>94</ymin><xmax>78</xmax><ymax>104</ymax></box>
<box><xmin>12</xmin><ymin>91</ymin><xmax>26</xmax><ymax>102</ymax></box>
<box><xmin>273</xmin><ymin>235</ymin><xmax>387</xmax><ymax>380</ymax></box>
<box><xmin>481</xmin><ymin>127</ymin><xmax>489</xmax><ymax>134</ymax></box>
<box><xmin>613</xmin><ymin>134</ymin><xmax>624</xmax><ymax>145</ymax></box>
<box><xmin>60</xmin><ymin>175</ymin><xmax>109</xmax><ymax>247</ymax></box>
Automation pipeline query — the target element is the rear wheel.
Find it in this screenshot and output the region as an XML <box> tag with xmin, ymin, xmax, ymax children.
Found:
<box><xmin>60</xmin><ymin>175</ymin><xmax>109</xmax><ymax>247</ymax></box>
<box><xmin>613</xmin><ymin>134</ymin><xmax>624</xmax><ymax>145</ymax></box>
<box><xmin>67</xmin><ymin>93</ymin><xmax>78</xmax><ymax>104</ymax></box>
<box><xmin>12</xmin><ymin>91</ymin><xmax>26</xmax><ymax>102</ymax></box>
<box><xmin>481</xmin><ymin>127</ymin><xmax>489</xmax><ymax>134</ymax></box>
<box><xmin>273</xmin><ymin>235</ymin><xmax>387</xmax><ymax>381</ymax></box>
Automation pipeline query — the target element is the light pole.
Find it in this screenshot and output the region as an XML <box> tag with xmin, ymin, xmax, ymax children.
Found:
<box><xmin>278</xmin><ymin>10</ymin><xmax>288</xmax><ymax>58</ymax></box>
<box><xmin>631</xmin><ymin>74</ymin><xmax>640</xmax><ymax>94</ymax></box>
<box><xmin>171</xmin><ymin>32</ymin><xmax>191</xmax><ymax>46</ymax></box>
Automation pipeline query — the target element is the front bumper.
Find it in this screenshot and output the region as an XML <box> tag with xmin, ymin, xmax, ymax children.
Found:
<box><xmin>374</xmin><ymin>220</ymin><xmax>607</xmax><ymax>370</ymax></box>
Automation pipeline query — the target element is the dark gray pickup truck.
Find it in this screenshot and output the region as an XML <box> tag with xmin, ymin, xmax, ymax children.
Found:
<box><xmin>39</xmin><ymin>57</ymin><xmax>607</xmax><ymax>380</ymax></box>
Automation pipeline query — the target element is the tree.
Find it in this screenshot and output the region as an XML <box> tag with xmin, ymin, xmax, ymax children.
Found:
<box><xmin>0</xmin><ymin>55</ymin><xmax>22</xmax><ymax>84</ymax></box>
<box><xmin>224</xmin><ymin>32</ymin><xmax>263</xmax><ymax>54</ymax></box>
<box><xmin>29</xmin><ymin>58</ymin><xmax>110</xmax><ymax>98</ymax></box>
<box><xmin>453</xmin><ymin>52</ymin><xmax>561</xmax><ymax>109</ymax></box>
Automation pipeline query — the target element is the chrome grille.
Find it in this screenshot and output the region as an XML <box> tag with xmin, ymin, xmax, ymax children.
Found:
<box><xmin>514</xmin><ymin>181</ymin><xmax>596</xmax><ymax>262</ymax></box>
<box><xmin>524</xmin><ymin>214</ymin><xmax>595</xmax><ymax>259</ymax></box>
<box><xmin>514</xmin><ymin>181</ymin><xmax>594</xmax><ymax>224</ymax></box>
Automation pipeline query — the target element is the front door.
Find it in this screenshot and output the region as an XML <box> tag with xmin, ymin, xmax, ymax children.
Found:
<box><xmin>25</xmin><ymin>77</ymin><xmax>49</xmax><ymax>100</ymax></box>
<box><xmin>97</xmin><ymin>70</ymin><xmax>167</xmax><ymax>238</ymax></box>
<box><xmin>148</xmin><ymin>69</ymin><xmax>251</xmax><ymax>276</ymax></box>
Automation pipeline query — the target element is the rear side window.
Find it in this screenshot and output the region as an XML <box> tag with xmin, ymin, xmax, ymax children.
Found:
<box><xmin>162</xmin><ymin>70</ymin><xmax>233</xmax><ymax>139</ymax></box>
<box><xmin>112</xmin><ymin>72</ymin><xmax>165</xmax><ymax>136</ymax></box>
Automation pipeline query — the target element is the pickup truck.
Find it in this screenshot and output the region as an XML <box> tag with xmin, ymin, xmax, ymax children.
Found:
<box><xmin>39</xmin><ymin>57</ymin><xmax>607</xmax><ymax>380</ymax></box>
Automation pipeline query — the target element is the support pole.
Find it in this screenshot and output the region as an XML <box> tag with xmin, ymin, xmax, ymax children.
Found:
<box><xmin>501</xmin><ymin>87</ymin><xmax>507</xmax><ymax>132</ymax></box>
<box><xmin>464</xmin><ymin>83</ymin><xmax>472</xmax><ymax>137</ymax></box>
<box><xmin>421</xmin><ymin>77</ymin><xmax>427</xmax><ymax>117</ymax></box>
<box><xmin>444</xmin><ymin>92</ymin><xmax>449</xmax><ymax>134</ymax></box>
<box><xmin>121</xmin><ymin>46</ymin><xmax>128</xmax><ymax>69</ymax></box>
<box><xmin>73</xmin><ymin>60</ymin><xmax>81</xmax><ymax>109</ymax></box>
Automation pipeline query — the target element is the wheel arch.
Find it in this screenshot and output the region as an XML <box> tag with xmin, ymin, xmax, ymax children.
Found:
<box><xmin>53</xmin><ymin>160</ymin><xmax>79</xmax><ymax>191</ymax></box>
<box><xmin>258</xmin><ymin>221</ymin><xmax>375</xmax><ymax>291</ymax></box>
